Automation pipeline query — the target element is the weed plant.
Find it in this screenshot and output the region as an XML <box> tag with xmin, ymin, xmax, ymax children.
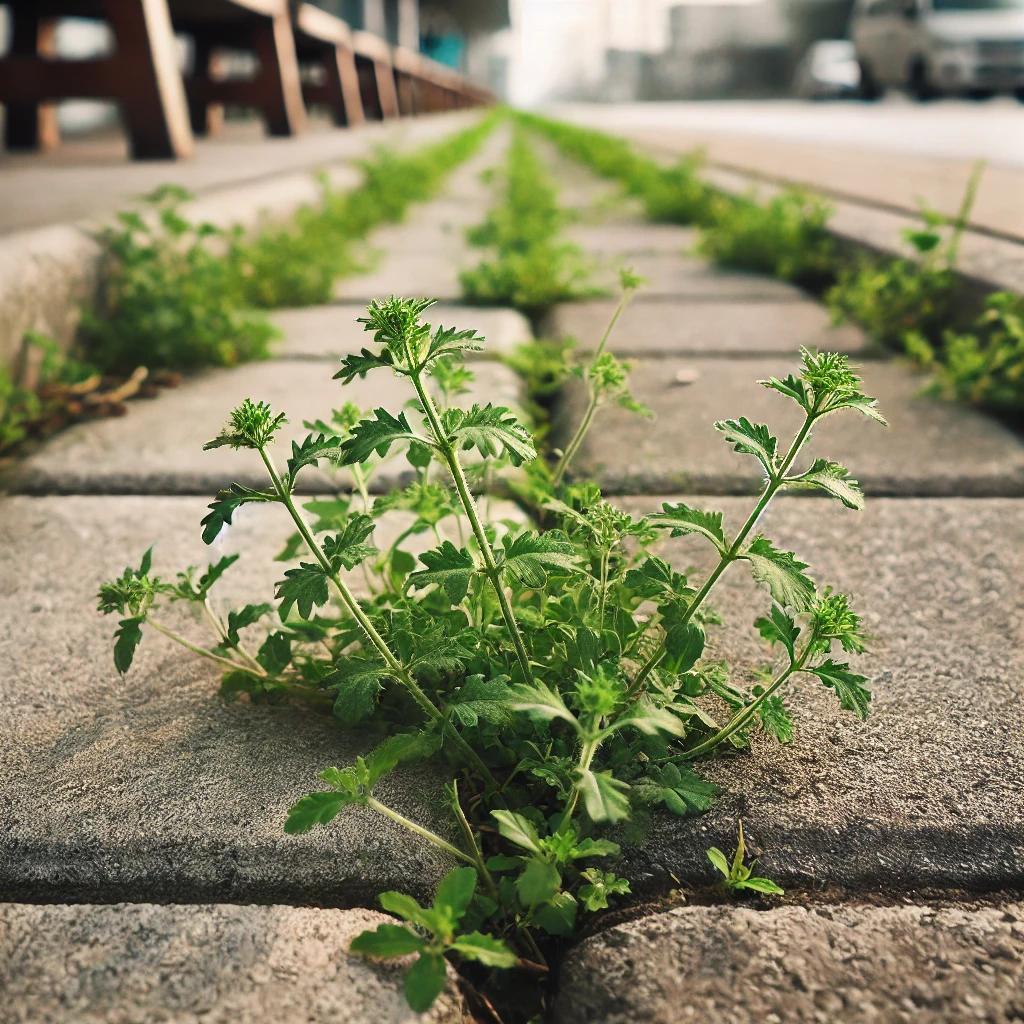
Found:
<box><xmin>234</xmin><ymin>115</ymin><xmax>498</xmax><ymax>309</ymax></box>
<box><xmin>99</xmin><ymin>295</ymin><xmax>883</xmax><ymax>1016</ymax></box>
<box><xmin>828</xmin><ymin>164</ymin><xmax>982</xmax><ymax>355</ymax></box>
<box><xmin>697</xmin><ymin>190</ymin><xmax>835</xmax><ymax>289</ymax></box>
<box><xmin>460</xmin><ymin>128</ymin><xmax>596</xmax><ymax>313</ymax></box>
<box><xmin>81</xmin><ymin>185</ymin><xmax>277</xmax><ymax>373</ymax></box>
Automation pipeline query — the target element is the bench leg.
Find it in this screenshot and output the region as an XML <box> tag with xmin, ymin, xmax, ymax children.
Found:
<box><xmin>323</xmin><ymin>45</ymin><xmax>365</xmax><ymax>127</ymax></box>
<box><xmin>3</xmin><ymin>11</ymin><xmax>59</xmax><ymax>151</ymax></box>
<box><xmin>373</xmin><ymin>59</ymin><xmax>400</xmax><ymax>119</ymax></box>
<box><xmin>250</xmin><ymin>13</ymin><xmax>307</xmax><ymax>137</ymax></box>
<box><xmin>186</xmin><ymin>37</ymin><xmax>225</xmax><ymax>137</ymax></box>
<box><xmin>103</xmin><ymin>0</ymin><xmax>193</xmax><ymax>159</ymax></box>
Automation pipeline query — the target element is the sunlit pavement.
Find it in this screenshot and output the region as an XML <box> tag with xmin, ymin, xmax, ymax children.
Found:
<box><xmin>547</xmin><ymin>98</ymin><xmax>1024</xmax><ymax>240</ymax></box>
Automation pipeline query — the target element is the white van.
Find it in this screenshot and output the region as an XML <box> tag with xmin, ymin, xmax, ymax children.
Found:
<box><xmin>851</xmin><ymin>0</ymin><xmax>1024</xmax><ymax>99</ymax></box>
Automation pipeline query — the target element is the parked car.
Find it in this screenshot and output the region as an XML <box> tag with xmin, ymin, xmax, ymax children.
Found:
<box><xmin>794</xmin><ymin>40</ymin><xmax>862</xmax><ymax>98</ymax></box>
<box><xmin>851</xmin><ymin>0</ymin><xmax>1024</xmax><ymax>99</ymax></box>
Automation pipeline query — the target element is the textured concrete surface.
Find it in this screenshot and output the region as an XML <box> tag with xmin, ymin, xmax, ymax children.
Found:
<box><xmin>545</xmin><ymin>298</ymin><xmax>867</xmax><ymax>357</ymax></box>
<box><xmin>11</xmin><ymin>360</ymin><xmax>523</xmax><ymax>495</ymax></box>
<box><xmin>567</xmin><ymin>222</ymin><xmax>698</xmax><ymax>256</ymax></box>
<box><xmin>615</xmin><ymin>496</ymin><xmax>1024</xmax><ymax>892</ymax></box>
<box><xmin>556</xmin><ymin>902</ymin><xmax>1024</xmax><ymax>1024</ymax></box>
<box><xmin>591</xmin><ymin>251</ymin><xmax>810</xmax><ymax>301</ymax></box>
<box><xmin>273</xmin><ymin>303</ymin><xmax>532</xmax><ymax>360</ymax></box>
<box><xmin>0</xmin><ymin>495</ymin><xmax>463</xmax><ymax>903</ymax></box>
<box><xmin>555</xmin><ymin>357</ymin><xmax>1024</xmax><ymax>496</ymax></box>
<box><xmin>336</xmin><ymin>128</ymin><xmax>506</xmax><ymax>305</ymax></box>
<box><xmin>0</xmin><ymin>903</ymin><xmax>463</xmax><ymax>1024</ymax></box>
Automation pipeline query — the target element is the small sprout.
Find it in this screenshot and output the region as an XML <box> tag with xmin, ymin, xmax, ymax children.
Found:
<box><xmin>707</xmin><ymin>822</ymin><xmax>784</xmax><ymax>896</ymax></box>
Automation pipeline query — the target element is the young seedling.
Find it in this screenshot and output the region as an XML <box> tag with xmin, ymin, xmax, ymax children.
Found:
<box><xmin>98</xmin><ymin>298</ymin><xmax>883</xmax><ymax>1015</ymax></box>
<box><xmin>707</xmin><ymin>821</ymin><xmax>784</xmax><ymax>896</ymax></box>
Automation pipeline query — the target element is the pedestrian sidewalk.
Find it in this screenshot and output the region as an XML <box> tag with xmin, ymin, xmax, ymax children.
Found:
<box><xmin>1</xmin><ymin>124</ymin><xmax>1023</xmax><ymax>1022</ymax></box>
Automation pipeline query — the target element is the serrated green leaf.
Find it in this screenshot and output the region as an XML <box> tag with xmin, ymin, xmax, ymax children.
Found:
<box><xmin>426</xmin><ymin>323</ymin><xmax>485</xmax><ymax>363</ymax></box>
<box><xmin>715</xmin><ymin>417</ymin><xmax>778</xmax><ymax>475</ymax></box>
<box><xmin>741</xmin><ymin>536</ymin><xmax>816</xmax><ymax>611</ymax></box>
<box><xmin>379</xmin><ymin>890</ymin><xmax>426</xmax><ymax>924</ymax></box>
<box><xmin>810</xmin><ymin>659</ymin><xmax>872</xmax><ymax>719</ymax></box>
<box><xmin>509</xmin><ymin>681</ymin><xmax>580</xmax><ymax>732</ymax></box>
<box><xmin>451</xmin><ymin>932</ymin><xmax>518</xmax><ymax>968</ymax></box>
<box><xmin>577</xmin><ymin>769</ymin><xmax>631</xmax><ymax>824</ymax></box>
<box><xmin>443</xmin><ymin>404</ymin><xmax>536</xmax><ymax>466</ymax></box>
<box><xmin>408</xmin><ymin>541</ymin><xmax>477</xmax><ymax>603</ymax></box>
<box><xmin>607</xmin><ymin>699</ymin><xmax>685</xmax><ymax>739</ymax></box>
<box><xmin>498</xmin><ymin>530</ymin><xmax>579</xmax><ymax>588</ymax></box>
<box><xmin>403</xmin><ymin>952</ymin><xmax>447</xmax><ymax>1013</ymax></box>
<box><xmin>257</xmin><ymin>630</ymin><xmax>291</xmax><ymax>674</ymax></box>
<box><xmin>350</xmin><ymin>923</ymin><xmax>424</xmax><ymax>957</ymax></box>
<box><xmin>635</xmin><ymin>763</ymin><xmax>717</xmax><ymax>816</ymax></box>
<box><xmin>221</xmin><ymin>602</ymin><xmax>272</xmax><ymax>649</ymax></box>
<box><xmin>492</xmin><ymin>810</ymin><xmax>543</xmax><ymax>854</ymax></box>
<box><xmin>623</xmin><ymin>556</ymin><xmax>687</xmax><ymax>600</ymax></box>
<box><xmin>286</xmin><ymin>433</ymin><xmax>344</xmax><ymax>484</ymax></box>
<box><xmin>516</xmin><ymin>858</ymin><xmax>561</xmax><ymax>906</ymax></box>
<box><xmin>339</xmin><ymin>408</ymin><xmax>424</xmax><ymax>464</ymax></box>
<box><xmin>533</xmin><ymin>892</ymin><xmax>578</xmax><ymax>936</ymax></box>
<box><xmin>275</xmin><ymin>562</ymin><xmax>331</xmax><ymax>620</ymax></box>
<box><xmin>449</xmin><ymin>675</ymin><xmax>514</xmax><ymax>728</ymax></box>
<box><xmin>200</xmin><ymin>483</ymin><xmax>275</xmax><ymax>544</ymax></box>
<box><xmin>322</xmin><ymin>513</ymin><xmax>377</xmax><ymax>570</ymax></box>
<box><xmin>789</xmin><ymin>458</ymin><xmax>864</xmax><ymax>510</ymax></box>
<box><xmin>364</xmin><ymin>732</ymin><xmax>442</xmax><ymax>787</ymax></box>
<box><xmin>664</xmin><ymin>622</ymin><xmax>705</xmax><ymax>673</ymax></box>
<box><xmin>113</xmin><ymin>616</ymin><xmax>144</xmax><ymax>674</ymax></box>
<box><xmin>284</xmin><ymin>790</ymin><xmax>358</xmax><ymax>834</ymax></box>
<box><xmin>647</xmin><ymin>502</ymin><xmax>728</xmax><ymax>552</ymax></box>
<box><xmin>754</xmin><ymin>604</ymin><xmax>800</xmax><ymax>660</ymax></box>
<box><xmin>757</xmin><ymin>695</ymin><xmax>794</xmax><ymax>744</ymax></box>
<box><xmin>329</xmin><ymin>658</ymin><xmax>387</xmax><ymax>727</ymax></box>
<box><xmin>434</xmin><ymin>866</ymin><xmax>477</xmax><ymax>921</ymax></box>
<box><xmin>333</xmin><ymin>348</ymin><xmax>395</xmax><ymax>385</ymax></box>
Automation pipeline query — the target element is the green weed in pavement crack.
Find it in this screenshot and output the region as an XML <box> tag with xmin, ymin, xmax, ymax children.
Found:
<box><xmin>98</xmin><ymin>297</ymin><xmax>884</xmax><ymax>1017</ymax></box>
<box><xmin>460</xmin><ymin>126</ymin><xmax>597</xmax><ymax>313</ymax></box>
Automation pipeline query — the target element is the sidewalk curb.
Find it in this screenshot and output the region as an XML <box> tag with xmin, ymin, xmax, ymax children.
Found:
<box><xmin>0</xmin><ymin>112</ymin><xmax>480</xmax><ymax>371</ymax></box>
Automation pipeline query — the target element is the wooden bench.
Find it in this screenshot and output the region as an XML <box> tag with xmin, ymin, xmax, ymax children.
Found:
<box><xmin>0</xmin><ymin>0</ymin><xmax>194</xmax><ymax>158</ymax></box>
<box><xmin>176</xmin><ymin>0</ymin><xmax>306</xmax><ymax>138</ymax></box>
<box><xmin>291</xmin><ymin>2</ymin><xmax>363</xmax><ymax>127</ymax></box>
<box><xmin>351</xmin><ymin>28</ymin><xmax>398</xmax><ymax>120</ymax></box>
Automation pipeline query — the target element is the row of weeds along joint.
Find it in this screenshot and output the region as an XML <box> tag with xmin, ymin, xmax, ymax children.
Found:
<box><xmin>459</xmin><ymin>124</ymin><xmax>600</xmax><ymax>318</ymax></box>
<box><xmin>98</xmin><ymin>285</ymin><xmax>884</xmax><ymax>1019</ymax></box>
<box><xmin>0</xmin><ymin>114</ymin><xmax>500</xmax><ymax>461</ymax></box>
<box><xmin>517</xmin><ymin>110</ymin><xmax>1024</xmax><ymax>426</ymax></box>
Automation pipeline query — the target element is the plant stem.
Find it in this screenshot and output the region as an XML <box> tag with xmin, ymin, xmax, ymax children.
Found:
<box><xmin>202</xmin><ymin>597</ymin><xmax>264</xmax><ymax>674</ymax></box>
<box><xmin>552</xmin><ymin>285</ymin><xmax>636</xmax><ymax>486</ymax></box>
<box><xmin>410</xmin><ymin>374</ymin><xmax>535</xmax><ymax>683</ymax></box>
<box><xmin>558</xmin><ymin>734</ymin><xmax>599</xmax><ymax>830</ymax></box>
<box><xmin>683</xmin><ymin>647</ymin><xmax>810</xmax><ymax>760</ymax></box>
<box><xmin>367</xmin><ymin>796</ymin><xmax>476</xmax><ymax>866</ymax></box>
<box><xmin>258</xmin><ymin>446</ymin><xmax>498</xmax><ymax>788</ymax></box>
<box><xmin>149</xmin><ymin>618</ymin><xmax>264</xmax><ymax>677</ymax></box>
<box><xmin>449</xmin><ymin>781</ymin><xmax>499</xmax><ymax>899</ymax></box>
<box><xmin>629</xmin><ymin>410</ymin><xmax>817</xmax><ymax>694</ymax></box>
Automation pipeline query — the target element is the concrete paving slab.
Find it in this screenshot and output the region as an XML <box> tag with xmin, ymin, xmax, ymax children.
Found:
<box><xmin>0</xmin><ymin>495</ymin><xmax>468</xmax><ymax>903</ymax></box>
<box><xmin>544</xmin><ymin>298</ymin><xmax>867</xmax><ymax>357</ymax></box>
<box><xmin>273</xmin><ymin>304</ymin><xmax>533</xmax><ymax>360</ymax></box>
<box><xmin>554</xmin><ymin>357</ymin><xmax>1024</xmax><ymax>496</ymax></box>
<box><xmin>336</xmin><ymin>251</ymin><xmax>471</xmax><ymax>304</ymax></box>
<box><xmin>566</xmin><ymin>221</ymin><xmax>699</xmax><ymax>255</ymax></box>
<box><xmin>11</xmin><ymin>360</ymin><xmax>524</xmax><ymax>496</ymax></box>
<box><xmin>555</xmin><ymin>902</ymin><xmax>1024</xmax><ymax>1024</ymax></box>
<box><xmin>614</xmin><ymin>495</ymin><xmax>1024</xmax><ymax>892</ymax></box>
<box><xmin>591</xmin><ymin>252</ymin><xmax>809</xmax><ymax>301</ymax></box>
<box><xmin>0</xmin><ymin>903</ymin><xmax>463</xmax><ymax>1024</ymax></box>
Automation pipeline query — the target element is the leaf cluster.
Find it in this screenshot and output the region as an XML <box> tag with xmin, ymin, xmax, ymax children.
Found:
<box><xmin>96</xmin><ymin>298</ymin><xmax>882</xmax><ymax>1014</ymax></box>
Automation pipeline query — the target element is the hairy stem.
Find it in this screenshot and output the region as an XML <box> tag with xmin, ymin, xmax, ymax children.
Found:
<box><xmin>630</xmin><ymin>410</ymin><xmax>817</xmax><ymax>694</ymax></box>
<box><xmin>148</xmin><ymin>618</ymin><xmax>264</xmax><ymax>677</ymax></box>
<box><xmin>258</xmin><ymin>446</ymin><xmax>498</xmax><ymax>788</ymax></box>
<box><xmin>411</xmin><ymin>373</ymin><xmax>534</xmax><ymax>682</ymax></box>
<box><xmin>552</xmin><ymin>285</ymin><xmax>635</xmax><ymax>486</ymax></box>
<box><xmin>367</xmin><ymin>796</ymin><xmax>476</xmax><ymax>865</ymax></box>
